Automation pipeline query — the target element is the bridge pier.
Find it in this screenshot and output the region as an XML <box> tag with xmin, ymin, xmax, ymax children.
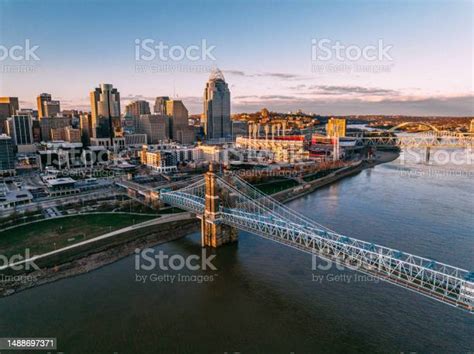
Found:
<box><xmin>201</xmin><ymin>218</ymin><xmax>238</xmax><ymax>248</ymax></box>
<box><xmin>425</xmin><ymin>147</ymin><xmax>431</xmax><ymax>163</ymax></box>
<box><xmin>202</xmin><ymin>164</ymin><xmax>238</xmax><ymax>248</ymax></box>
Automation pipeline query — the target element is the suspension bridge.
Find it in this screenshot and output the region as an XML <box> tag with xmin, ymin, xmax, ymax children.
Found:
<box><xmin>159</xmin><ymin>164</ymin><xmax>473</xmax><ymax>313</ymax></box>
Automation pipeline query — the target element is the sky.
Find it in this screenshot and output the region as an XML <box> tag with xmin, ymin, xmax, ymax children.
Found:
<box><xmin>0</xmin><ymin>0</ymin><xmax>472</xmax><ymax>116</ymax></box>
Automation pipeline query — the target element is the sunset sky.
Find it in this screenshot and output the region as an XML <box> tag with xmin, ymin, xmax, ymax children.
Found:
<box><xmin>0</xmin><ymin>0</ymin><xmax>472</xmax><ymax>115</ymax></box>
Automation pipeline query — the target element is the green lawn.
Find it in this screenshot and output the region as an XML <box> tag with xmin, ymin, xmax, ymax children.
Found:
<box><xmin>253</xmin><ymin>179</ymin><xmax>299</xmax><ymax>194</ymax></box>
<box><xmin>0</xmin><ymin>213</ymin><xmax>156</xmax><ymax>258</ymax></box>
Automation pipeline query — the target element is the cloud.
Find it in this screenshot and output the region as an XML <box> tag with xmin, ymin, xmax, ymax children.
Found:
<box><xmin>290</xmin><ymin>84</ymin><xmax>399</xmax><ymax>96</ymax></box>
<box><xmin>234</xmin><ymin>94</ymin><xmax>296</xmax><ymax>100</ymax></box>
<box><xmin>232</xmin><ymin>94</ymin><xmax>474</xmax><ymax>116</ymax></box>
<box><xmin>121</xmin><ymin>94</ymin><xmax>156</xmax><ymax>102</ymax></box>
<box><xmin>259</xmin><ymin>72</ymin><xmax>302</xmax><ymax>79</ymax></box>
<box><xmin>223</xmin><ymin>70</ymin><xmax>246</xmax><ymax>76</ymax></box>
<box><xmin>224</xmin><ymin>70</ymin><xmax>305</xmax><ymax>80</ymax></box>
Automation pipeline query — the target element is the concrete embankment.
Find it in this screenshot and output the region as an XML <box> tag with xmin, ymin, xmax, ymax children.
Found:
<box><xmin>0</xmin><ymin>213</ymin><xmax>199</xmax><ymax>297</ymax></box>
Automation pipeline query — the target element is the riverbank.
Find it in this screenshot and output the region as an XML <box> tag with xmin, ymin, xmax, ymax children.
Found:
<box><xmin>273</xmin><ymin>150</ymin><xmax>399</xmax><ymax>203</ymax></box>
<box><xmin>0</xmin><ymin>213</ymin><xmax>157</xmax><ymax>258</ymax></box>
<box><xmin>1</xmin><ymin>147</ymin><xmax>470</xmax><ymax>353</ymax></box>
<box><xmin>0</xmin><ymin>214</ymin><xmax>199</xmax><ymax>297</ymax></box>
<box><xmin>0</xmin><ymin>151</ymin><xmax>398</xmax><ymax>298</ymax></box>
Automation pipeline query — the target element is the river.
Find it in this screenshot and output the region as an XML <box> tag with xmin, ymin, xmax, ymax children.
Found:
<box><xmin>0</xmin><ymin>151</ymin><xmax>472</xmax><ymax>353</ymax></box>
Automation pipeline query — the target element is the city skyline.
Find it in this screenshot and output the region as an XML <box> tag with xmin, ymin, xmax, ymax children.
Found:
<box><xmin>0</xmin><ymin>0</ymin><xmax>472</xmax><ymax>116</ymax></box>
<box><xmin>0</xmin><ymin>1</ymin><xmax>473</xmax><ymax>352</ymax></box>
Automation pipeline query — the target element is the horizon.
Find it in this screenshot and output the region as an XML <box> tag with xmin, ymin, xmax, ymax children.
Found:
<box><xmin>0</xmin><ymin>0</ymin><xmax>473</xmax><ymax>116</ymax></box>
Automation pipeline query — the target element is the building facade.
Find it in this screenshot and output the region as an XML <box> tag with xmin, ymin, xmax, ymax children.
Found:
<box><xmin>0</xmin><ymin>135</ymin><xmax>15</xmax><ymax>175</ymax></box>
<box><xmin>79</xmin><ymin>113</ymin><xmax>92</xmax><ymax>145</ymax></box>
<box><xmin>37</xmin><ymin>93</ymin><xmax>51</xmax><ymax>119</ymax></box>
<box><xmin>37</xmin><ymin>93</ymin><xmax>60</xmax><ymax>118</ymax></box>
<box><xmin>202</xmin><ymin>69</ymin><xmax>232</xmax><ymax>140</ymax></box>
<box><xmin>136</xmin><ymin>114</ymin><xmax>169</xmax><ymax>144</ymax></box>
<box><xmin>39</xmin><ymin>116</ymin><xmax>72</xmax><ymax>142</ymax></box>
<box><xmin>0</xmin><ymin>97</ymin><xmax>19</xmax><ymax>133</ymax></box>
<box><xmin>125</xmin><ymin>100</ymin><xmax>150</xmax><ymax>118</ymax></box>
<box><xmin>44</xmin><ymin>100</ymin><xmax>61</xmax><ymax>117</ymax></box>
<box><xmin>326</xmin><ymin>118</ymin><xmax>347</xmax><ymax>137</ymax></box>
<box><xmin>235</xmin><ymin>136</ymin><xmax>308</xmax><ymax>163</ymax></box>
<box><xmin>50</xmin><ymin>126</ymin><xmax>81</xmax><ymax>142</ymax></box>
<box><xmin>153</xmin><ymin>96</ymin><xmax>170</xmax><ymax>114</ymax></box>
<box><xmin>90</xmin><ymin>83</ymin><xmax>121</xmax><ymax>139</ymax></box>
<box><xmin>165</xmin><ymin>100</ymin><xmax>194</xmax><ymax>144</ymax></box>
<box><xmin>140</xmin><ymin>144</ymin><xmax>202</xmax><ymax>172</ymax></box>
<box><xmin>6</xmin><ymin>115</ymin><xmax>35</xmax><ymax>152</ymax></box>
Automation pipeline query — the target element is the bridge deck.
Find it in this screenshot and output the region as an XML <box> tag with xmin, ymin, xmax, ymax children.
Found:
<box><xmin>160</xmin><ymin>174</ymin><xmax>473</xmax><ymax>313</ymax></box>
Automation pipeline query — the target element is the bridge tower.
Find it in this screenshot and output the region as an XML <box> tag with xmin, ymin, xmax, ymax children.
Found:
<box><xmin>201</xmin><ymin>164</ymin><xmax>238</xmax><ymax>247</ymax></box>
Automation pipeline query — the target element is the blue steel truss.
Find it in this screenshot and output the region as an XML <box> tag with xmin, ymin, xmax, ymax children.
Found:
<box><xmin>160</xmin><ymin>174</ymin><xmax>473</xmax><ymax>313</ymax></box>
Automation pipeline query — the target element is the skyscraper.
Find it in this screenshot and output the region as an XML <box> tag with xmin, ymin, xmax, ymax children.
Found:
<box><xmin>80</xmin><ymin>113</ymin><xmax>92</xmax><ymax>145</ymax></box>
<box><xmin>136</xmin><ymin>114</ymin><xmax>169</xmax><ymax>144</ymax></box>
<box><xmin>6</xmin><ymin>115</ymin><xmax>35</xmax><ymax>153</ymax></box>
<box><xmin>44</xmin><ymin>100</ymin><xmax>61</xmax><ymax>117</ymax></box>
<box><xmin>40</xmin><ymin>116</ymin><xmax>72</xmax><ymax>141</ymax></box>
<box><xmin>0</xmin><ymin>135</ymin><xmax>15</xmax><ymax>175</ymax></box>
<box><xmin>36</xmin><ymin>93</ymin><xmax>52</xmax><ymax>119</ymax></box>
<box><xmin>202</xmin><ymin>69</ymin><xmax>232</xmax><ymax>140</ymax></box>
<box><xmin>166</xmin><ymin>100</ymin><xmax>194</xmax><ymax>144</ymax></box>
<box><xmin>90</xmin><ymin>83</ymin><xmax>121</xmax><ymax>140</ymax></box>
<box><xmin>0</xmin><ymin>97</ymin><xmax>19</xmax><ymax>133</ymax></box>
<box><xmin>154</xmin><ymin>96</ymin><xmax>170</xmax><ymax>115</ymax></box>
<box><xmin>125</xmin><ymin>100</ymin><xmax>150</xmax><ymax>118</ymax></box>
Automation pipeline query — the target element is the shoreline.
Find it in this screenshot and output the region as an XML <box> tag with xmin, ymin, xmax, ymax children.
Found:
<box><xmin>0</xmin><ymin>216</ymin><xmax>199</xmax><ymax>297</ymax></box>
<box><xmin>0</xmin><ymin>151</ymin><xmax>398</xmax><ymax>298</ymax></box>
<box><xmin>274</xmin><ymin>151</ymin><xmax>399</xmax><ymax>203</ymax></box>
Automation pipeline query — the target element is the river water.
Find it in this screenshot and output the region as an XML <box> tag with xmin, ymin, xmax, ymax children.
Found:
<box><xmin>0</xmin><ymin>151</ymin><xmax>473</xmax><ymax>353</ymax></box>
